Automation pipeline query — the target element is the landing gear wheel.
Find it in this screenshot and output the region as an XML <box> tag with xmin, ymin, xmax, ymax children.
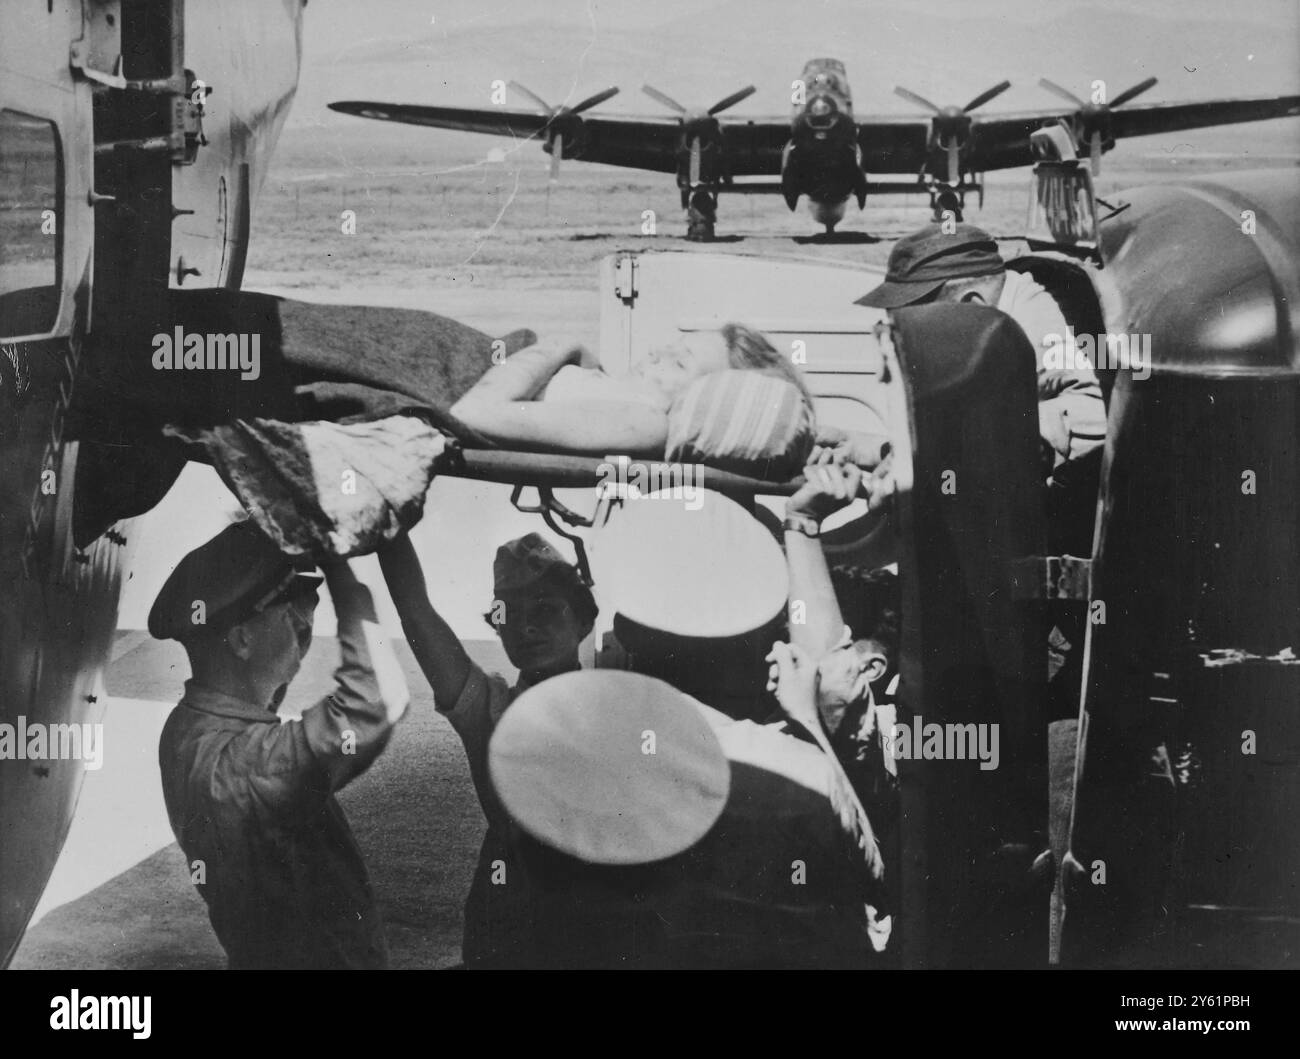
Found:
<box><xmin>687</xmin><ymin>211</ymin><xmax>715</xmax><ymax>241</ymax></box>
<box><xmin>687</xmin><ymin>190</ymin><xmax>717</xmax><ymax>242</ymax></box>
<box><xmin>931</xmin><ymin>188</ymin><xmax>964</xmax><ymax>222</ymax></box>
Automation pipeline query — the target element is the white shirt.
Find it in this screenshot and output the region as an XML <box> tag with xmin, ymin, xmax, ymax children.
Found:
<box><xmin>997</xmin><ymin>269</ymin><xmax>1107</xmax><ymax>464</ymax></box>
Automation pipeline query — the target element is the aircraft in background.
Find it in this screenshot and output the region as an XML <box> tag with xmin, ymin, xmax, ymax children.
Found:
<box><xmin>330</xmin><ymin>56</ymin><xmax>1300</xmax><ymax>239</ymax></box>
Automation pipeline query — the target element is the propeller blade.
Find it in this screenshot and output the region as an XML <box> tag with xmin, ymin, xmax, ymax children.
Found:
<box><xmin>708</xmin><ymin>84</ymin><xmax>757</xmax><ymax>115</ymax></box>
<box><xmin>963</xmin><ymin>80</ymin><xmax>1012</xmax><ymax>113</ymax></box>
<box><xmin>570</xmin><ymin>86</ymin><xmax>620</xmax><ymax>115</ymax></box>
<box><xmin>947</xmin><ymin>139</ymin><xmax>960</xmax><ymax>186</ymax></box>
<box><xmin>1110</xmin><ymin>76</ymin><xmax>1158</xmax><ymax>108</ymax></box>
<box><xmin>689</xmin><ymin>136</ymin><xmax>702</xmax><ymax>186</ymax></box>
<box><xmin>1038</xmin><ymin>78</ymin><xmax>1086</xmax><ymax>107</ymax></box>
<box><xmin>550</xmin><ymin>132</ymin><xmax>563</xmax><ymax>181</ymax></box>
<box><xmin>895</xmin><ymin>85</ymin><xmax>941</xmax><ymax>113</ymax></box>
<box><xmin>1090</xmin><ymin>129</ymin><xmax>1102</xmax><ymax>176</ymax></box>
<box><xmin>507</xmin><ymin>81</ymin><xmax>553</xmax><ymax>114</ymax></box>
<box><xmin>642</xmin><ymin>84</ymin><xmax>688</xmax><ymax>114</ymax></box>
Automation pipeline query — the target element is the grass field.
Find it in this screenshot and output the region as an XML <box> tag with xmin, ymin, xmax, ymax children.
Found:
<box><xmin>246</xmin><ymin>123</ymin><xmax>1299</xmax><ymax>296</ymax></box>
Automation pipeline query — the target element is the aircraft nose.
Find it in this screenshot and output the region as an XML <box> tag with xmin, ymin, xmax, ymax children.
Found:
<box><xmin>807</xmin><ymin>96</ymin><xmax>837</xmax><ymax>128</ymax></box>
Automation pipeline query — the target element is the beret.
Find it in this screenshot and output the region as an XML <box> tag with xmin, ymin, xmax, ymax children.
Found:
<box><xmin>148</xmin><ymin>520</ymin><xmax>311</xmax><ymax>641</ymax></box>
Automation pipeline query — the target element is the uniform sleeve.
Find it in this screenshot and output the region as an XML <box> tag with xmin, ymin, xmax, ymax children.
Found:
<box><xmin>440</xmin><ymin>663</ymin><xmax>515</xmax><ymax>830</ymax></box>
<box><xmin>299</xmin><ymin>577</ymin><xmax>408</xmax><ymax>788</ymax></box>
<box><xmin>211</xmin><ymin>580</ymin><xmax>407</xmax><ymax>819</ymax></box>
<box><xmin>1003</xmin><ymin>278</ymin><xmax>1108</xmax><ymax>463</ymax></box>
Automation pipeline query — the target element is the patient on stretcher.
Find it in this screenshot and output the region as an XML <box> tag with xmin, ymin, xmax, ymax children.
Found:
<box><xmin>450</xmin><ymin>323</ymin><xmax>817</xmax><ymax>464</ymax></box>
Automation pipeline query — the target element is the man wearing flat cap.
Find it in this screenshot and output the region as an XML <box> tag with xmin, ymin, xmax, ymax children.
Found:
<box><xmin>152</xmin><ymin>519</ymin><xmax>409</xmax><ymax>968</ymax></box>
<box><xmin>858</xmin><ymin>223</ymin><xmax>1107</xmax><ymax>720</ymax></box>
<box><xmin>856</xmin><ymin>222</ymin><xmax>1107</xmax><ymax>480</ymax></box>
<box><xmin>379</xmin><ymin>529</ymin><xmax>598</xmax><ymax>967</ymax></box>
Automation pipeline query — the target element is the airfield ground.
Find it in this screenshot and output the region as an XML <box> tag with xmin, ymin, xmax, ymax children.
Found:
<box><xmin>11</xmin><ymin>130</ymin><xmax>1296</xmax><ymax>968</ymax></box>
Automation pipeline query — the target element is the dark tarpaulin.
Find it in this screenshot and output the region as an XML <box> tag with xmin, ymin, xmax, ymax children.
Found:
<box><xmin>67</xmin><ymin>289</ymin><xmax>534</xmax><ymax>547</ymax></box>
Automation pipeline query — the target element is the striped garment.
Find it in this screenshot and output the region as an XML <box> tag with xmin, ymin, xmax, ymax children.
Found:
<box><xmin>666</xmin><ymin>370</ymin><xmax>815</xmax><ymax>480</ymax></box>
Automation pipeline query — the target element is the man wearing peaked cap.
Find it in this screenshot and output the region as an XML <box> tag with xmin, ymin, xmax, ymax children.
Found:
<box><xmin>153</xmin><ymin>519</ymin><xmax>410</xmax><ymax>969</ymax></box>
<box><xmin>379</xmin><ymin>528</ymin><xmax>598</xmax><ymax>967</ymax></box>
<box><xmin>476</xmin><ymin>486</ymin><xmax>885</xmax><ymax>967</ymax></box>
<box><xmin>483</xmin><ymin>637</ymin><xmax>882</xmax><ymax>968</ymax></box>
<box><xmin>589</xmin><ymin>488</ymin><xmax>792</xmax><ymax>721</ymax></box>
<box><xmin>147</xmin><ymin>519</ymin><xmax>321</xmax><ymax>642</ymax></box>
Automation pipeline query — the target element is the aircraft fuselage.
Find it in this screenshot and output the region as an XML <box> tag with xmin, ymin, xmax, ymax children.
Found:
<box><xmin>781</xmin><ymin>58</ymin><xmax>867</xmax><ymax>231</ymax></box>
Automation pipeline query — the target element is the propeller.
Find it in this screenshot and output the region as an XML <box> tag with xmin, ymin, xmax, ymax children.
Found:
<box><xmin>1038</xmin><ymin>76</ymin><xmax>1158</xmax><ymax>175</ymax></box>
<box><xmin>508</xmin><ymin>82</ymin><xmax>620</xmax><ymax>180</ymax></box>
<box><xmin>894</xmin><ymin>80</ymin><xmax>1013</xmax><ymax>185</ymax></box>
<box><xmin>641</xmin><ymin>84</ymin><xmax>756</xmax><ymax>185</ymax></box>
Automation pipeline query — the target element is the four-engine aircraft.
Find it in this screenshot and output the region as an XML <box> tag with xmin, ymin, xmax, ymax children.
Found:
<box><xmin>331</xmin><ymin>57</ymin><xmax>1300</xmax><ymax>239</ymax></box>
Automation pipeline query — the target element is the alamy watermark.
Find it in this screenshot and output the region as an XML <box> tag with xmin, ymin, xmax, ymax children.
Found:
<box><xmin>50</xmin><ymin>990</ymin><xmax>150</xmax><ymax>1038</ymax></box>
<box><xmin>883</xmin><ymin>715</ymin><xmax>1000</xmax><ymax>771</ymax></box>
<box><xmin>0</xmin><ymin>716</ymin><xmax>103</xmax><ymax>770</ymax></box>
<box><xmin>596</xmin><ymin>454</ymin><xmax>705</xmax><ymax>510</ymax></box>
<box><xmin>151</xmin><ymin>327</ymin><xmax>261</xmax><ymax>381</ymax></box>
<box><xmin>1043</xmin><ymin>329</ymin><xmax>1151</xmax><ymax>381</ymax></box>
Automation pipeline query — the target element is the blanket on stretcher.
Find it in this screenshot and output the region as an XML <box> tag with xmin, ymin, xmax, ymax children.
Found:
<box><xmin>70</xmin><ymin>289</ymin><xmax>533</xmax><ymax>554</ymax></box>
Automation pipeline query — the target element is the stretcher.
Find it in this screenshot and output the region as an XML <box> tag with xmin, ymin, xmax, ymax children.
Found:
<box><xmin>429</xmin><ymin>440</ymin><xmax>893</xmax><ymax>587</ymax></box>
<box><xmin>423</xmin><ymin>249</ymin><xmax>908</xmax><ymax>580</ymax></box>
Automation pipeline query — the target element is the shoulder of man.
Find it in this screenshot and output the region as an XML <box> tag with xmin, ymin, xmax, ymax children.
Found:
<box><xmin>998</xmin><ymin>269</ymin><xmax>1073</xmax><ymax>362</ymax></box>
<box><xmin>693</xmin><ymin>701</ymin><xmax>835</xmax><ymax>799</ymax></box>
<box><xmin>438</xmin><ymin>656</ymin><xmax>515</xmax><ymax>728</ymax></box>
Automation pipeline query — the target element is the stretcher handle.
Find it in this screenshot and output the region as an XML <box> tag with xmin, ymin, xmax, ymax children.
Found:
<box><xmin>437</xmin><ymin>446</ymin><xmax>804</xmax><ymax>498</ymax></box>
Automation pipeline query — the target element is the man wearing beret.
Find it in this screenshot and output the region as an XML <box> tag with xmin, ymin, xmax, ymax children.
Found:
<box><xmin>378</xmin><ymin>530</ymin><xmax>598</xmax><ymax>967</ymax></box>
<box><xmin>856</xmin><ymin>222</ymin><xmax>1107</xmax><ymax>484</ymax></box>
<box><xmin>151</xmin><ymin>519</ymin><xmax>409</xmax><ymax>969</ymax></box>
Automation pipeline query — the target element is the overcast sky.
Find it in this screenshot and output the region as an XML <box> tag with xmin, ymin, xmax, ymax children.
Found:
<box><xmin>292</xmin><ymin>0</ymin><xmax>1300</xmax><ymax>126</ymax></box>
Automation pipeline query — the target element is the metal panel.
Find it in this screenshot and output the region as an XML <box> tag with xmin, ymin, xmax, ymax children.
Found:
<box><xmin>891</xmin><ymin>302</ymin><xmax>1051</xmax><ymax>968</ymax></box>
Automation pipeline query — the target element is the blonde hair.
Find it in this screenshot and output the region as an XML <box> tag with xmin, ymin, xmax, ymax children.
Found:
<box><xmin>720</xmin><ymin>322</ymin><xmax>816</xmax><ymax>409</ymax></box>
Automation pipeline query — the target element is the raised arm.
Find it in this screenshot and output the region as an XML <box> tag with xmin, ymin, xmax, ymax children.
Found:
<box><xmin>376</xmin><ymin>533</ymin><xmax>473</xmax><ymax>709</ymax></box>
<box><xmin>784</xmin><ymin>455</ymin><xmax>862</xmax><ymax>659</ymax></box>
<box><xmin>450</xmin><ymin>341</ymin><xmax>669</xmax><ymax>455</ymax></box>
<box><xmin>225</xmin><ymin>560</ymin><xmax>410</xmax><ymax>818</ymax></box>
<box><xmin>300</xmin><ymin>560</ymin><xmax>410</xmax><ymax>789</ymax></box>
<box><xmin>378</xmin><ymin>533</ymin><xmax>517</xmax><ymax>830</ymax></box>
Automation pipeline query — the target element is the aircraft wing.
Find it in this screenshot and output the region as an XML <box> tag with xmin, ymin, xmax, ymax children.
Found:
<box><xmin>852</xmin><ymin>93</ymin><xmax>1300</xmax><ymax>175</ymax></box>
<box><xmin>853</xmin><ymin>117</ymin><xmax>933</xmax><ymax>172</ymax></box>
<box><xmin>330</xmin><ymin>100</ymin><xmax>696</xmax><ymax>173</ymax></box>
<box><xmin>1105</xmin><ymin>94</ymin><xmax>1300</xmax><ymax>138</ymax></box>
<box><xmin>332</xmin><ymin>92</ymin><xmax>1300</xmax><ymax>181</ymax></box>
